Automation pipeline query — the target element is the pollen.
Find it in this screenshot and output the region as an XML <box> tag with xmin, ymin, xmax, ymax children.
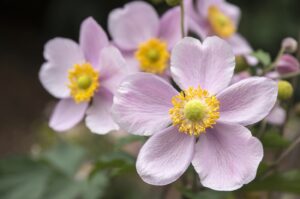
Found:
<box><xmin>135</xmin><ymin>38</ymin><xmax>170</xmax><ymax>74</ymax></box>
<box><xmin>208</xmin><ymin>6</ymin><xmax>235</xmax><ymax>38</ymax></box>
<box><xmin>68</xmin><ymin>63</ymin><xmax>99</xmax><ymax>103</ymax></box>
<box><xmin>169</xmin><ymin>86</ymin><xmax>220</xmax><ymax>136</ymax></box>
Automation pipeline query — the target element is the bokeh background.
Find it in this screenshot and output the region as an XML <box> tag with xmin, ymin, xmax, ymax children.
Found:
<box><xmin>0</xmin><ymin>0</ymin><xmax>299</xmax><ymax>198</ymax></box>
<box><xmin>0</xmin><ymin>0</ymin><xmax>299</xmax><ymax>156</ymax></box>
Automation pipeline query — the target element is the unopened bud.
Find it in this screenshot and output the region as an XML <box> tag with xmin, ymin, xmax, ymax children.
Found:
<box><xmin>276</xmin><ymin>54</ymin><xmax>300</xmax><ymax>74</ymax></box>
<box><xmin>165</xmin><ymin>0</ymin><xmax>182</xmax><ymax>6</ymax></box>
<box><xmin>235</xmin><ymin>56</ymin><xmax>249</xmax><ymax>72</ymax></box>
<box><xmin>281</xmin><ymin>37</ymin><xmax>298</xmax><ymax>53</ymax></box>
<box><xmin>278</xmin><ymin>80</ymin><xmax>293</xmax><ymax>100</ymax></box>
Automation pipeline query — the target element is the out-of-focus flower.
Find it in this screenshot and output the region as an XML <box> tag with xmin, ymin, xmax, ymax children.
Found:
<box><xmin>277</xmin><ymin>80</ymin><xmax>293</xmax><ymax>100</ymax></box>
<box><xmin>276</xmin><ymin>54</ymin><xmax>300</xmax><ymax>75</ymax></box>
<box><xmin>186</xmin><ymin>0</ymin><xmax>257</xmax><ymax>65</ymax></box>
<box><xmin>266</xmin><ymin>103</ymin><xmax>286</xmax><ymax>125</ymax></box>
<box><xmin>112</xmin><ymin>37</ymin><xmax>277</xmax><ymax>191</ymax></box>
<box><xmin>39</xmin><ymin>17</ymin><xmax>127</xmax><ymax>134</ymax></box>
<box><xmin>231</xmin><ymin>71</ymin><xmax>250</xmax><ymax>84</ymax></box>
<box><xmin>108</xmin><ymin>1</ymin><xmax>184</xmax><ymax>78</ymax></box>
<box><xmin>281</xmin><ymin>37</ymin><xmax>298</xmax><ymax>53</ymax></box>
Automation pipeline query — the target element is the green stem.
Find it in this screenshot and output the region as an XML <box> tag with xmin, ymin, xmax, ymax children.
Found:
<box><xmin>257</xmin><ymin>119</ymin><xmax>267</xmax><ymax>138</ymax></box>
<box><xmin>180</xmin><ymin>0</ymin><xmax>185</xmax><ymax>38</ymax></box>
<box><xmin>280</xmin><ymin>71</ymin><xmax>300</xmax><ymax>79</ymax></box>
<box><xmin>263</xmin><ymin>48</ymin><xmax>285</xmax><ymax>74</ymax></box>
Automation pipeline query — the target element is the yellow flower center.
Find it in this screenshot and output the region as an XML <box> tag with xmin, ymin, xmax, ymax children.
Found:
<box><xmin>207</xmin><ymin>6</ymin><xmax>235</xmax><ymax>38</ymax></box>
<box><xmin>135</xmin><ymin>38</ymin><xmax>170</xmax><ymax>74</ymax></box>
<box><xmin>68</xmin><ymin>63</ymin><xmax>99</xmax><ymax>103</ymax></box>
<box><xmin>169</xmin><ymin>86</ymin><xmax>220</xmax><ymax>136</ymax></box>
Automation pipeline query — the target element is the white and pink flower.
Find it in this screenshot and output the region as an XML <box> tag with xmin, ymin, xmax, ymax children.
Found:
<box><xmin>39</xmin><ymin>17</ymin><xmax>127</xmax><ymax>134</ymax></box>
<box><xmin>112</xmin><ymin>36</ymin><xmax>277</xmax><ymax>191</ymax></box>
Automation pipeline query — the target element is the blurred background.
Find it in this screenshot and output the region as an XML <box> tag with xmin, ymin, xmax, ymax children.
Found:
<box><xmin>0</xmin><ymin>0</ymin><xmax>299</xmax><ymax>198</ymax></box>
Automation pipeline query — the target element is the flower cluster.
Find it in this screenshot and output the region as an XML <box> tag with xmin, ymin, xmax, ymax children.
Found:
<box><xmin>39</xmin><ymin>0</ymin><xmax>299</xmax><ymax>192</ymax></box>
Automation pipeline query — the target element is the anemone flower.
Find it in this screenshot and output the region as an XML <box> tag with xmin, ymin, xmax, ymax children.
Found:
<box><xmin>112</xmin><ymin>36</ymin><xmax>277</xmax><ymax>191</ymax></box>
<box><xmin>186</xmin><ymin>0</ymin><xmax>257</xmax><ymax>65</ymax></box>
<box><xmin>39</xmin><ymin>17</ymin><xmax>127</xmax><ymax>134</ymax></box>
<box><xmin>108</xmin><ymin>1</ymin><xmax>184</xmax><ymax>78</ymax></box>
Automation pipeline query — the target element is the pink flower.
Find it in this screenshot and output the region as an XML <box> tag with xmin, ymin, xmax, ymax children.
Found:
<box><xmin>108</xmin><ymin>1</ymin><xmax>183</xmax><ymax>78</ymax></box>
<box><xmin>39</xmin><ymin>17</ymin><xmax>127</xmax><ymax>134</ymax></box>
<box><xmin>112</xmin><ymin>37</ymin><xmax>277</xmax><ymax>190</ymax></box>
<box><xmin>266</xmin><ymin>103</ymin><xmax>286</xmax><ymax>126</ymax></box>
<box><xmin>276</xmin><ymin>54</ymin><xmax>300</xmax><ymax>75</ymax></box>
<box><xmin>186</xmin><ymin>0</ymin><xmax>257</xmax><ymax>65</ymax></box>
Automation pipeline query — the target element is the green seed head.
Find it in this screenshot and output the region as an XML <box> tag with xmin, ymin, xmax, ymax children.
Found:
<box><xmin>184</xmin><ymin>100</ymin><xmax>207</xmax><ymax>122</ymax></box>
<box><xmin>77</xmin><ymin>75</ymin><xmax>92</xmax><ymax>90</ymax></box>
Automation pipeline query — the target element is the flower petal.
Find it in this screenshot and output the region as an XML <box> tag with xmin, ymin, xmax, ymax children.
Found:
<box><xmin>192</xmin><ymin>122</ymin><xmax>263</xmax><ymax>191</ymax></box>
<box><xmin>98</xmin><ymin>46</ymin><xmax>128</xmax><ymax>94</ymax></box>
<box><xmin>137</xmin><ymin>126</ymin><xmax>195</xmax><ymax>185</ymax></box>
<box><xmin>219</xmin><ymin>1</ymin><xmax>241</xmax><ymax>26</ymax></box>
<box><xmin>79</xmin><ymin>17</ymin><xmax>109</xmax><ymax>67</ymax></box>
<box><xmin>85</xmin><ymin>89</ymin><xmax>118</xmax><ymax>134</ymax></box>
<box><xmin>158</xmin><ymin>7</ymin><xmax>182</xmax><ymax>49</ymax></box>
<box><xmin>112</xmin><ymin>73</ymin><xmax>177</xmax><ymax>136</ymax></box>
<box><xmin>266</xmin><ymin>104</ymin><xmax>286</xmax><ymax>125</ymax></box>
<box><xmin>226</xmin><ymin>34</ymin><xmax>252</xmax><ymax>54</ymax></box>
<box><xmin>171</xmin><ymin>36</ymin><xmax>235</xmax><ymax>94</ymax></box>
<box><xmin>108</xmin><ymin>1</ymin><xmax>159</xmax><ymax>51</ymax></box>
<box><xmin>39</xmin><ymin>38</ymin><xmax>85</xmax><ymax>98</ymax></box>
<box><xmin>217</xmin><ymin>77</ymin><xmax>277</xmax><ymax>126</ymax></box>
<box><xmin>49</xmin><ymin>98</ymin><xmax>88</xmax><ymax>132</ymax></box>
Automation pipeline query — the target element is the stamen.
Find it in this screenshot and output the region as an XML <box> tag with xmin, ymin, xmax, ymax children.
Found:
<box><xmin>135</xmin><ymin>38</ymin><xmax>169</xmax><ymax>74</ymax></box>
<box><xmin>169</xmin><ymin>86</ymin><xmax>220</xmax><ymax>136</ymax></box>
<box><xmin>68</xmin><ymin>63</ymin><xmax>99</xmax><ymax>103</ymax></box>
<box><xmin>208</xmin><ymin>6</ymin><xmax>235</xmax><ymax>38</ymax></box>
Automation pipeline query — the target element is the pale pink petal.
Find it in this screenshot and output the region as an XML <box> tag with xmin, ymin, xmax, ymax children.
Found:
<box><xmin>79</xmin><ymin>17</ymin><xmax>109</xmax><ymax>67</ymax></box>
<box><xmin>98</xmin><ymin>46</ymin><xmax>128</xmax><ymax>94</ymax></box>
<box><xmin>226</xmin><ymin>34</ymin><xmax>253</xmax><ymax>56</ymax></box>
<box><xmin>266</xmin><ymin>105</ymin><xmax>286</xmax><ymax>125</ymax></box>
<box><xmin>85</xmin><ymin>89</ymin><xmax>118</xmax><ymax>134</ymax></box>
<box><xmin>137</xmin><ymin>126</ymin><xmax>195</xmax><ymax>185</ymax></box>
<box><xmin>108</xmin><ymin>1</ymin><xmax>159</xmax><ymax>51</ymax></box>
<box><xmin>188</xmin><ymin>17</ymin><xmax>211</xmax><ymax>39</ymax></box>
<box><xmin>158</xmin><ymin>7</ymin><xmax>183</xmax><ymax>49</ymax></box>
<box><xmin>196</xmin><ymin>0</ymin><xmax>223</xmax><ymax>18</ymax></box>
<box><xmin>49</xmin><ymin>98</ymin><xmax>88</xmax><ymax>132</ymax></box>
<box><xmin>112</xmin><ymin>73</ymin><xmax>177</xmax><ymax>136</ymax></box>
<box><xmin>217</xmin><ymin>77</ymin><xmax>277</xmax><ymax>126</ymax></box>
<box><xmin>219</xmin><ymin>2</ymin><xmax>241</xmax><ymax>26</ymax></box>
<box><xmin>192</xmin><ymin>122</ymin><xmax>263</xmax><ymax>191</ymax></box>
<box><xmin>171</xmin><ymin>36</ymin><xmax>235</xmax><ymax>94</ymax></box>
<box><xmin>39</xmin><ymin>38</ymin><xmax>85</xmax><ymax>98</ymax></box>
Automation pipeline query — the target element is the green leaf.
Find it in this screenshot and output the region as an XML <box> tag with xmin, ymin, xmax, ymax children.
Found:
<box><xmin>243</xmin><ymin>170</ymin><xmax>300</xmax><ymax>194</ymax></box>
<box><xmin>81</xmin><ymin>172</ymin><xmax>108</xmax><ymax>199</ymax></box>
<box><xmin>43</xmin><ymin>142</ymin><xmax>86</xmax><ymax>176</ymax></box>
<box><xmin>261</xmin><ymin>130</ymin><xmax>291</xmax><ymax>148</ymax></box>
<box><xmin>0</xmin><ymin>157</ymin><xmax>51</xmax><ymax>199</ymax></box>
<box><xmin>93</xmin><ymin>151</ymin><xmax>135</xmax><ymax>176</ymax></box>
<box><xmin>252</xmin><ymin>50</ymin><xmax>271</xmax><ymax>66</ymax></box>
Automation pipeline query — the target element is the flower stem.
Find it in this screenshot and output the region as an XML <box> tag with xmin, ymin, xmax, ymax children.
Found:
<box><xmin>180</xmin><ymin>0</ymin><xmax>185</xmax><ymax>38</ymax></box>
<box><xmin>280</xmin><ymin>71</ymin><xmax>300</xmax><ymax>79</ymax></box>
<box><xmin>263</xmin><ymin>47</ymin><xmax>285</xmax><ymax>74</ymax></box>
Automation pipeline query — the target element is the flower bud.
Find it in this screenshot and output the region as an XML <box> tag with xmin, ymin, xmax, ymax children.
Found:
<box><xmin>281</xmin><ymin>37</ymin><xmax>298</xmax><ymax>53</ymax></box>
<box><xmin>165</xmin><ymin>0</ymin><xmax>182</xmax><ymax>6</ymax></box>
<box><xmin>278</xmin><ymin>80</ymin><xmax>293</xmax><ymax>100</ymax></box>
<box><xmin>276</xmin><ymin>54</ymin><xmax>300</xmax><ymax>74</ymax></box>
<box><xmin>235</xmin><ymin>56</ymin><xmax>249</xmax><ymax>72</ymax></box>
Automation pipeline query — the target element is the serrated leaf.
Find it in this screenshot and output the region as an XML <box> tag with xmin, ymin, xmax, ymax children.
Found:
<box><xmin>252</xmin><ymin>50</ymin><xmax>271</xmax><ymax>66</ymax></box>
<box><xmin>43</xmin><ymin>142</ymin><xmax>86</xmax><ymax>176</ymax></box>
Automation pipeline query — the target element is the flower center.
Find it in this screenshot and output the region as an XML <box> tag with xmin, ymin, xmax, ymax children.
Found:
<box><xmin>68</xmin><ymin>63</ymin><xmax>99</xmax><ymax>103</ymax></box>
<box><xmin>207</xmin><ymin>6</ymin><xmax>235</xmax><ymax>38</ymax></box>
<box><xmin>135</xmin><ymin>38</ymin><xmax>169</xmax><ymax>74</ymax></box>
<box><xmin>169</xmin><ymin>86</ymin><xmax>220</xmax><ymax>136</ymax></box>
